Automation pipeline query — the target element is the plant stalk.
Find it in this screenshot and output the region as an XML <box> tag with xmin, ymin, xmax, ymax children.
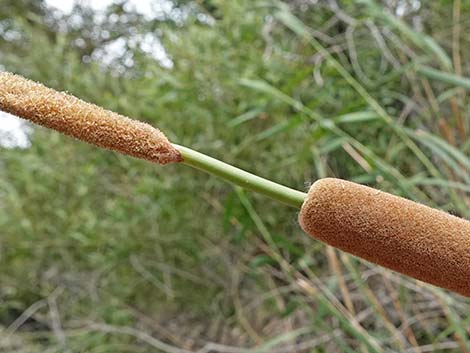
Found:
<box><xmin>173</xmin><ymin>144</ymin><xmax>307</xmax><ymax>208</ymax></box>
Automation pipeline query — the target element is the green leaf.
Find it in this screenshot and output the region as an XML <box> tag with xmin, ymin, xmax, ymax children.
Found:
<box><xmin>228</xmin><ymin>108</ymin><xmax>264</xmax><ymax>127</ymax></box>
<box><xmin>255</xmin><ymin>115</ymin><xmax>303</xmax><ymax>141</ymax></box>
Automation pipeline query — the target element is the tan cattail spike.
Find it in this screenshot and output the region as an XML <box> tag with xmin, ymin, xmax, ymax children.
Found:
<box><xmin>0</xmin><ymin>72</ymin><xmax>182</xmax><ymax>164</ymax></box>
<box><xmin>299</xmin><ymin>178</ymin><xmax>470</xmax><ymax>296</ymax></box>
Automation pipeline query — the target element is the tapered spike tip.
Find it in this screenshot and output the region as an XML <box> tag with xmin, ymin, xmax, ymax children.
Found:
<box><xmin>0</xmin><ymin>72</ymin><xmax>182</xmax><ymax>164</ymax></box>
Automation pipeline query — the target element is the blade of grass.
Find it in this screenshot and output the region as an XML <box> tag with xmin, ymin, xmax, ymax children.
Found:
<box><xmin>274</xmin><ymin>6</ymin><xmax>467</xmax><ymax>210</ymax></box>
<box><xmin>333</xmin><ymin>111</ymin><xmax>381</xmax><ymax>124</ymax></box>
<box><xmin>237</xmin><ymin>188</ymin><xmax>385</xmax><ymax>353</ymax></box>
<box><xmin>228</xmin><ymin>108</ymin><xmax>265</xmax><ymax>127</ymax></box>
<box><xmin>341</xmin><ymin>256</ymin><xmax>410</xmax><ymax>353</ymax></box>
<box><xmin>405</xmin><ymin>129</ymin><xmax>470</xmax><ymax>184</ymax></box>
<box><xmin>274</xmin><ymin>8</ymin><xmax>443</xmax><ymax>182</ymax></box>
<box><xmin>431</xmin><ymin>289</ymin><xmax>470</xmax><ymax>353</ymax></box>
<box><xmin>240</xmin><ymin>77</ymin><xmax>430</xmax><ymax>201</ymax></box>
<box><xmin>255</xmin><ymin>115</ymin><xmax>303</xmax><ymax>141</ymax></box>
<box><xmin>407</xmin><ymin>178</ymin><xmax>470</xmax><ymax>193</ymax></box>
<box><xmin>417</xmin><ymin>66</ymin><xmax>470</xmax><ymax>90</ymax></box>
<box><xmin>249</xmin><ymin>327</ymin><xmax>311</xmax><ymax>353</ymax></box>
<box><xmin>355</xmin><ymin>0</ymin><xmax>452</xmax><ymax>69</ymax></box>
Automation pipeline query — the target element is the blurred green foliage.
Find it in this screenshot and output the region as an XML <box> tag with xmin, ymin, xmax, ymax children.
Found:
<box><xmin>0</xmin><ymin>0</ymin><xmax>469</xmax><ymax>352</ymax></box>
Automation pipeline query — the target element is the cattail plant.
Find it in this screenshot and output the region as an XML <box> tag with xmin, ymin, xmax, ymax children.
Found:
<box><xmin>0</xmin><ymin>72</ymin><xmax>181</xmax><ymax>164</ymax></box>
<box><xmin>1</xmin><ymin>72</ymin><xmax>470</xmax><ymax>297</ymax></box>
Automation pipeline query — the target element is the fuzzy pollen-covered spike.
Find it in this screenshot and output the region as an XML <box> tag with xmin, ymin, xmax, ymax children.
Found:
<box><xmin>0</xmin><ymin>72</ymin><xmax>182</xmax><ymax>164</ymax></box>
<box><xmin>299</xmin><ymin>178</ymin><xmax>470</xmax><ymax>297</ymax></box>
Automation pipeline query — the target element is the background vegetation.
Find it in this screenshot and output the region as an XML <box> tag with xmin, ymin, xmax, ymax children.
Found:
<box><xmin>1</xmin><ymin>0</ymin><xmax>469</xmax><ymax>352</ymax></box>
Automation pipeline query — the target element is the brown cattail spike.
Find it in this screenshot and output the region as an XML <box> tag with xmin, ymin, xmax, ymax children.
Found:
<box><xmin>0</xmin><ymin>72</ymin><xmax>182</xmax><ymax>164</ymax></box>
<box><xmin>299</xmin><ymin>178</ymin><xmax>470</xmax><ymax>296</ymax></box>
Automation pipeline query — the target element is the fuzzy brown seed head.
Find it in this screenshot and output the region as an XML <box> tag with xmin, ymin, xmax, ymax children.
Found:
<box><xmin>299</xmin><ymin>178</ymin><xmax>470</xmax><ymax>296</ymax></box>
<box><xmin>0</xmin><ymin>72</ymin><xmax>182</xmax><ymax>164</ymax></box>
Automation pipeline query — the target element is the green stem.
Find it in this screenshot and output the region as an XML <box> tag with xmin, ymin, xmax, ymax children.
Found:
<box><xmin>173</xmin><ymin>144</ymin><xmax>307</xmax><ymax>209</ymax></box>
